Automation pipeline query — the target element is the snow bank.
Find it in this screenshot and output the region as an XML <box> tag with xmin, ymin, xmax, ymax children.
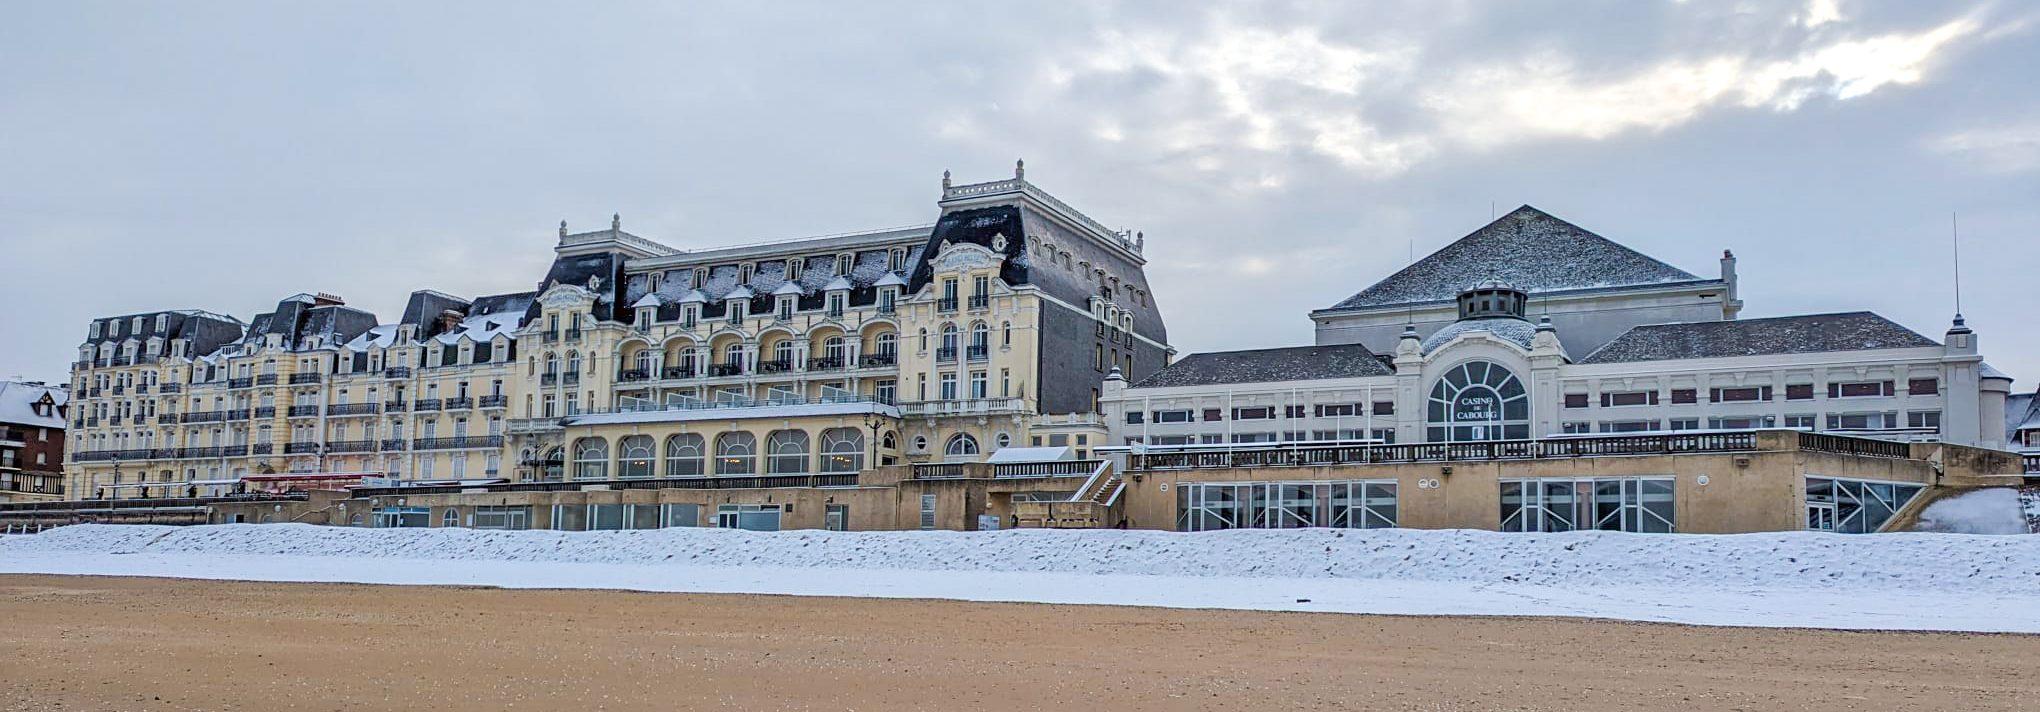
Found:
<box><xmin>6</xmin><ymin>523</ymin><xmax>2038</xmax><ymax>595</ymax></box>
<box><xmin>1912</xmin><ymin>488</ymin><xmax>2030</xmax><ymax>535</ymax></box>
<box><xmin>7</xmin><ymin>524</ymin><xmax>2040</xmax><ymax>632</ymax></box>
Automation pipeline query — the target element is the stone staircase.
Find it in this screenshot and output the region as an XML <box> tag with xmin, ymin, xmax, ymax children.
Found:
<box><xmin>1012</xmin><ymin>461</ymin><xmax>1123</xmax><ymax>528</ymax></box>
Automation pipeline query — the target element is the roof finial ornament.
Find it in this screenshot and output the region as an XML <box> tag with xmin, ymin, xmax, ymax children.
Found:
<box><xmin>1014</xmin><ymin>158</ymin><xmax>1025</xmax><ymax>180</ymax></box>
<box><xmin>941</xmin><ymin>169</ymin><xmax>952</xmax><ymax>190</ymax></box>
<box><xmin>1136</xmin><ymin>231</ymin><xmax>1145</xmax><ymax>251</ymax></box>
<box><xmin>612</xmin><ymin>213</ymin><xmax>621</xmax><ymax>232</ymax></box>
<box><xmin>559</xmin><ymin>220</ymin><xmax>568</xmax><ymax>238</ymax></box>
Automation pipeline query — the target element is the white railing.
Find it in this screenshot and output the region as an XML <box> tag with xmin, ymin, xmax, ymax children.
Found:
<box><xmin>899</xmin><ymin>398</ymin><xmax>1026</xmax><ymax>418</ymax></box>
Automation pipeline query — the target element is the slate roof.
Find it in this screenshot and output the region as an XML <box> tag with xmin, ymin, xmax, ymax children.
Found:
<box><xmin>1322</xmin><ymin>205</ymin><xmax>1709</xmax><ymax>312</ymax></box>
<box><xmin>1577</xmin><ymin>312</ymin><xmax>1940</xmax><ymax>365</ymax></box>
<box><xmin>1421</xmin><ymin>317</ymin><xmax>1538</xmax><ymax>354</ymax></box>
<box><xmin>1132</xmin><ymin>344</ymin><xmax>1392</xmax><ymax>389</ymax></box>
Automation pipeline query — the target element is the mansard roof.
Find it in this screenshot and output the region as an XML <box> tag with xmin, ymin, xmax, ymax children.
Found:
<box><xmin>0</xmin><ymin>381</ymin><xmax>67</xmax><ymax>429</ymax></box>
<box><xmin>1322</xmin><ymin>205</ymin><xmax>1709</xmax><ymax>312</ymax></box>
<box><xmin>1576</xmin><ymin>312</ymin><xmax>1939</xmax><ymax>365</ymax></box>
<box><xmin>1133</xmin><ymin>344</ymin><xmax>1391</xmax><ymax>389</ymax></box>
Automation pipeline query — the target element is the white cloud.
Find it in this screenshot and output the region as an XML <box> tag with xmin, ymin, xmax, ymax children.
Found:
<box><xmin>1931</xmin><ymin>121</ymin><xmax>2040</xmax><ymax>173</ymax></box>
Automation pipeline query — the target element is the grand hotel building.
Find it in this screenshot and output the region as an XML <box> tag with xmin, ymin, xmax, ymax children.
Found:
<box><xmin>62</xmin><ymin>165</ymin><xmax>1172</xmax><ymax>497</ymax></box>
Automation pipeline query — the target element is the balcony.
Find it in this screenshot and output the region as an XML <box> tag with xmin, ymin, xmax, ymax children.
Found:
<box><xmin>539</xmin><ymin>330</ymin><xmax>560</xmax><ymax>344</ymax></box>
<box><xmin>380</xmin><ymin>438</ymin><xmax>408</xmax><ymax>451</ymax></box>
<box><xmin>88</xmin><ymin>388</ymin><xmax>102</xmax><ymax>398</ymax></box>
<box><xmin>253</xmin><ymin>406</ymin><xmax>276</xmax><ymax>418</ymax></box>
<box><xmin>966</xmin><ymin>345</ymin><xmax>989</xmax><ymax>361</ymax></box>
<box><xmin>159</xmin><ymin>383</ymin><xmax>182</xmax><ymax>394</ymax></box>
<box><xmin>710</xmin><ymin>364</ymin><xmax>745</xmax><ymax>377</ymax></box>
<box><xmin>85</xmin><ymin>417</ymin><xmax>99</xmax><ymax>428</ymax></box>
<box><xmin>183</xmin><ymin>446</ymin><xmax>223</xmax><ymax>458</ymax></box>
<box><xmin>413</xmin><ymin>398</ymin><xmax>443</xmax><ymax>412</ymax></box>
<box><xmin>287</xmin><ymin>405</ymin><xmax>320</xmax><ymax>417</ymax></box>
<box><xmin>255</xmin><ymin>373</ymin><xmax>278</xmax><ymax>386</ymax></box>
<box><xmin>383</xmin><ymin>400</ymin><xmax>408</xmax><ymax>412</ymax></box>
<box><xmin>826</xmin><ymin>306</ymin><xmax>844</xmax><ymax>318</ymax></box>
<box><xmin>446</xmin><ymin>397</ymin><xmax>474</xmax><ymax>410</ymax></box>
<box><xmin>251</xmin><ymin>443</ymin><xmax>273</xmax><ymax>455</ymax></box>
<box><xmin>225</xmin><ymin>409</ymin><xmax>252</xmax><ymax>421</ymax></box>
<box><xmin>564</xmin><ymin>329</ymin><xmax>583</xmax><ymax>342</ymax></box>
<box><xmin>936</xmin><ymin>297</ymin><xmax>958</xmax><ymax>312</ymax></box>
<box><xmin>807</xmin><ymin>357</ymin><xmax>844</xmax><ymax>372</ymax></box>
<box><xmin>157</xmin><ymin>415</ymin><xmax>178</xmax><ymax>425</ymax></box>
<box><xmin>221</xmin><ymin>445</ymin><xmax>248</xmax><ymax>457</ymax></box>
<box><xmin>384</xmin><ymin>367</ymin><xmax>412</xmax><ymax>379</ymax></box>
<box><xmin>661</xmin><ymin>366</ymin><xmax>696</xmax><ymax>380</ymax></box>
<box><xmin>151</xmin><ymin>448</ymin><xmax>180</xmax><ymax>459</ymax></box>
<box><xmin>620</xmin><ymin>369</ymin><xmax>651</xmax><ymax>382</ymax></box>
<box><xmin>726</xmin><ymin>312</ymin><xmax>744</xmax><ymax>326</ymax></box>
<box><xmin>111</xmin><ymin>385</ymin><xmax>125</xmax><ymax>395</ymax></box>
<box><xmin>899</xmin><ymin>397</ymin><xmax>1027</xmax><ymax>418</ymax></box>
<box><xmin>289</xmin><ymin>372</ymin><xmax>322</xmax><ymax>385</ymax></box>
<box><xmin>228</xmin><ymin>378</ymin><xmax>254</xmax><ymax>389</ymax></box>
<box><xmin>478</xmin><ymin>395</ymin><xmax>508</xmax><ymax>409</ymax></box>
<box><xmin>134</xmin><ymin>384</ymin><xmax>150</xmax><ymax>394</ymax></box>
<box><xmin>413</xmin><ymin>435</ymin><xmax>504</xmax><ymax>450</ymax></box>
<box><xmin>108</xmin><ymin>415</ymin><xmax>123</xmax><ymax>426</ymax></box>
<box><xmin>968</xmin><ymin>294</ymin><xmax>989</xmax><ymax>310</ymax></box>
<box><xmin>935</xmin><ymin>347</ymin><xmax>958</xmax><ymax>362</ymax></box>
<box><xmin>327</xmin><ymin>403</ymin><xmax>381</xmax><ymax>416</ymax></box>
<box><xmin>325</xmin><ymin>440</ymin><xmax>377</xmax><ymax>454</ymax></box>
<box><xmin>283</xmin><ymin>442</ymin><xmax>320</xmax><ymax>455</ymax></box>
<box><xmin>541</xmin><ymin>373</ymin><xmax>559</xmax><ymax>386</ymax></box>
<box><xmin>562</xmin><ymin>372</ymin><xmax>581</xmax><ymax>386</ymax></box>
<box><xmin>878</xmin><ymin>303</ymin><xmax>897</xmax><ymax>316</ymax></box>
<box><xmin>507</xmin><ymin>418</ymin><xmax>563</xmax><ymax>435</ymax></box>
<box><xmin>109</xmin><ymin>355</ymin><xmax>132</xmax><ymax>367</ymax></box>
<box><xmin>181</xmin><ymin>411</ymin><xmax>224</xmax><ymax>424</ymax></box>
<box><xmin>757</xmin><ymin>359</ymin><xmax>794</xmax><ymax>374</ymax></box>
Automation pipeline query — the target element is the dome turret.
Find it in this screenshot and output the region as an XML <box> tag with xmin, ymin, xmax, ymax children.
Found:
<box><xmin>1456</xmin><ymin>277</ymin><xmax>1527</xmax><ymax>321</ymax></box>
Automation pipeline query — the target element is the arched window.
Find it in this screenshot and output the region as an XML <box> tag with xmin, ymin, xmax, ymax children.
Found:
<box><xmin>572</xmin><ymin>437</ymin><xmax>608</xmax><ymax>480</ymax></box>
<box><xmin>664</xmin><ymin>433</ymin><xmax>705</xmax><ymax>477</ymax></box>
<box><xmin>715</xmin><ymin>431</ymin><xmax>757</xmax><ymax>475</ymax></box>
<box><xmin>723</xmin><ymin>343</ymin><xmax>746</xmax><ymax>371</ymax></box>
<box><xmin>875</xmin><ymin>332</ymin><xmax>897</xmax><ymax>357</ymax></box>
<box><xmin>765</xmin><ymin>430</ymin><xmax>810</xmax><ymax>474</ymax></box>
<box><xmin>617</xmin><ymin>435</ymin><xmax>655</xmax><ymax>478</ymax></box>
<box><xmin>1001</xmin><ymin>322</ymin><xmax>1011</xmax><ymax>347</ymax></box>
<box><xmin>823</xmin><ymin>336</ymin><xmax>845</xmax><ymax>362</ymax></box>
<box><xmin>940</xmin><ymin>324</ymin><xmax>959</xmax><ymax>352</ymax></box>
<box><xmin>883</xmin><ymin>430</ymin><xmax>898</xmax><ymax>450</ymax></box>
<box><xmin>917</xmin><ymin>328</ymin><xmax>928</xmax><ymax>352</ymax></box>
<box><xmin>543</xmin><ymin>352</ymin><xmax>559</xmax><ymax>375</ymax></box>
<box><xmin>1425</xmin><ymin>360</ymin><xmax>1530</xmax><ymax>443</ymax></box>
<box><xmin>943</xmin><ymin>433</ymin><xmax>980</xmax><ymax>459</ymax></box>
<box><xmin>632</xmin><ymin>349</ymin><xmax>653</xmax><ymax>374</ymax></box>
<box><xmin>566</xmin><ymin>350</ymin><xmax>581</xmax><ymax>375</ymax></box>
<box><xmin>540</xmin><ymin>446</ymin><xmax>564</xmax><ymax>481</ymax></box>
<box><xmin>819</xmin><ymin>428</ymin><xmax>863</xmax><ymax>473</ymax></box>
<box><xmin>443</xmin><ymin>509</ymin><xmax>459</xmax><ymax>527</ymax></box>
<box><xmin>773</xmin><ymin>340</ymin><xmax>795</xmax><ymax>364</ymax></box>
<box><xmin>677</xmin><ymin>346</ymin><xmax>698</xmax><ymax>370</ymax></box>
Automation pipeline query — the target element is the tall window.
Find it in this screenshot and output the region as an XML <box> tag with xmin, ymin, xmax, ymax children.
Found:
<box><xmin>632</xmin><ymin>349</ymin><xmax>652</xmax><ymax>374</ymax></box>
<box><xmin>572</xmin><ymin>437</ymin><xmax>608</xmax><ymax>480</ymax></box>
<box><xmin>819</xmin><ymin>428</ymin><xmax>863</xmax><ymax>473</ymax></box>
<box><xmin>724</xmin><ymin>344</ymin><xmax>746</xmax><ymax>371</ymax></box>
<box><xmin>664</xmin><ymin>434</ymin><xmax>705</xmax><ymax>477</ymax></box>
<box><xmin>715</xmin><ymin>431</ymin><xmax>757</xmax><ymax>475</ymax></box>
<box><xmin>823</xmin><ymin>336</ymin><xmax>845</xmax><ymax>362</ymax></box>
<box><xmin>940</xmin><ymin>373</ymin><xmax>957</xmax><ymax>400</ymax></box>
<box><xmin>566</xmin><ymin>350</ymin><xmax>581</xmax><ymax>375</ymax></box>
<box><xmin>876</xmin><ymin>333</ymin><xmax>897</xmax><ymax>357</ymax></box>
<box><xmin>766</xmin><ymin>430</ymin><xmax>810</xmax><ymax>474</ymax></box>
<box><xmin>617</xmin><ymin>435</ymin><xmax>655</xmax><ymax>478</ymax></box>
<box><xmin>773</xmin><ymin>340</ymin><xmax>795</xmax><ymax>364</ymax></box>
<box><xmin>1425</xmin><ymin>360</ymin><xmax>1529</xmax><ymax>442</ymax></box>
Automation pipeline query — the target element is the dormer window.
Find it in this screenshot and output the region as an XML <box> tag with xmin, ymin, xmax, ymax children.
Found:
<box><xmin>888</xmin><ymin>248</ymin><xmax>905</xmax><ymax>271</ymax></box>
<box><xmin>879</xmin><ymin>287</ymin><xmax>898</xmax><ymax>314</ymax></box>
<box><xmin>691</xmin><ymin>268</ymin><xmax>704</xmax><ymax>289</ymax></box>
<box><xmin>740</xmin><ymin>263</ymin><xmax>755</xmax><ymax>283</ymax></box>
<box><xmin>635</xmin><ymin>308</ymin><xmax>653</xmax><ymax>329</ymax></box>
<box><xmin>683</xmin><ymin>305</ymin><xmax>698</xmax><ymax>328</ymax></box>
<box><xmin>131</xmin><ymin>316</ymin><xmax>142</xmax><ymax>334</ymax></box>
<box><xmin>91</xmin><ymin>321</ymin><xmax>103</xmax><ymax>338</ymax></box>
<box><xmin>827</xmin><ymin>293</ymin><xmax>845</xmax><ymax>317</ymax></box>
<box><xmin>776</xmin><ymin>297</ymin><xmax>794</xmax><ymax>321</ymax></box>
<box><xmin>836</xmin><ymin>254</ymin><xmax>853</xmax><ymax>275</ymax></box>
<box><xmin>787</xmin><ymin>259</ymin><xmax>803</xmax><ymax>280</ymax></box>
<box><xmin>647</xmin><ymin>273</ymin><xmax>662</xmax><ymax>293</ymax></box>
<box><xmin>155</xmin><ymin>314</ymin><xmax>167</xmax><ymax>332</ymax></box>
<box><xmin>727</xmin><ymin>300</ymin><xmax>746</xmax><ymax>325</ymax></box>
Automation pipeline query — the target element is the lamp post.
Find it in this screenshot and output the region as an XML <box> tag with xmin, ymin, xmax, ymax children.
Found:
<box><xmin>863</xmin><ymin>413</ymin><xmax>884</xmax><ymax>470</ymax></box>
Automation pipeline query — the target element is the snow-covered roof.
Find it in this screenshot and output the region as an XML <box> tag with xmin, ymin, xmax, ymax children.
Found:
<box><xmin>985</xmin><ymin>446</ymin><xmax>1075</xmax><ymax>463</ymax></box>
<box><xmin>0</xmin><ymin>381</ymin><xmax>67</xmax><ymax>429</ymax></box>
<box><xmin>1422</xmin><ymin>317</ymin><xmax>1538</xmax><ymax>354</ymax></box>
<box><xmin>676</xmin><ymin>289</ymin><xmax>708</xmax><ymax>304</ymax></box>
<box><xmin>873</xmin><ymin>271</ymin><xmax>907</xmax><ymax>288</ymax></box>
<box><xmin>1981</xmin><ymin>363</ymin><xmax>2012</xmax><ymax>382</ymax></box>
<box><xmin>1134</xmin><ymin>344</ymin><xmax>1392</xmax><ymax>389</ymax></box>
<box><xmin>343</xmin><ymin>325</ymin><xmax>399</xmax><ymax>350</ymax></box>
<box><xmin>1578</xmin><ymin>312</ymin><xmax>1939</xmax><ymax>364</ymax></box>
<box><xmin>822</xmin><ymin>276</ymin><xmax>854</xmax><ymax>291</ymax></box>
<box><xmin>1321</xmin><ymin>205</ymin><xmax>1710</xmax><ymax>312</ymax></box>
<box><xmin>630</xmin><ymin>294</ymin><xmax>663</xmax><ymax>309</ymax></box>
<box><xmin>434</xmin><ymin>311</ymin><xmax>522</xmax><ymax>344</ymax></box>
<box><xmin>771</xmin><ymin>282</ymin><xmax>805</xmax><ymax>297</ymax></box>
<box><xmin>724</xmin><ymin>285</ymin><xmax>755</xmax><ymax>300</ymax></box>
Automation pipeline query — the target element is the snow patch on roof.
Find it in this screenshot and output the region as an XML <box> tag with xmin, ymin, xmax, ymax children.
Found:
<box><xmin>0</xmin><ymin>381</ymin><xmax>67</xmax><ymax>429</ymax></box>
<box><xmin>1421</xmin><ymin>318</ymin><xmax>1538</xmax><ymax>354</ymax></box>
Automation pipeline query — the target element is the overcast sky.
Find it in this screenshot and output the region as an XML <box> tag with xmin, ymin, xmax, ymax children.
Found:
<box><xmin>3</xmin><ymin>0</ymin><xmax>2035</xmax><ymax>390</ymax></box>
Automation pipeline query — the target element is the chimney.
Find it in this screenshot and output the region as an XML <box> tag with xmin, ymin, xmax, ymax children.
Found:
<box><xmin>313</xmin><ymin>292</ymin><xmax>345</xmax><ymax>307</ymax></box>
<box><xmin>436</xmin><ymin>309</ymin><xmax>464</xmax><ymax>335</ymax></box>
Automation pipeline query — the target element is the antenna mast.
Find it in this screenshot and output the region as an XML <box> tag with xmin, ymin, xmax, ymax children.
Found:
<box><xmin>1951</xmin><ymin>212</ymin><xmax>1963</xmax><ymax>317</ymax></box>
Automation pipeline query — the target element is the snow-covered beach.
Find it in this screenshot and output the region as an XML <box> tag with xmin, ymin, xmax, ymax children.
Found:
<box><xmin>6</xmin><ymin>523</ymin><xmax>2037</xmax><ymax>633</ymax></box>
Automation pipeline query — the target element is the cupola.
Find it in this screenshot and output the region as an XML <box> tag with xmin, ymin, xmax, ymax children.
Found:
<box><xmin>1456</xmin><ymin>277</ymin><xmax>1528</xmax><ymax>321</ymax></box>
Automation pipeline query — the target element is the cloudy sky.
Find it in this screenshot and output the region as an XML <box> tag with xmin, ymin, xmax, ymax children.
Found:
<box><xmin>3</xmin><ymin>0</ymin><xmax>2035</xmax><ymax>389</ymax></box>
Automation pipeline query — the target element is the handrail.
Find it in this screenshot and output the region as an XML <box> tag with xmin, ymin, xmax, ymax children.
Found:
<box><xmin>1130</xmin><ymin>432</ymin><xmax>1765</xmax><ymax>471</ymax></box>
<box><xmin>1070</xmin><ymin>459</ymin><xmax>1113</xmax><ymax>502</ymax></box>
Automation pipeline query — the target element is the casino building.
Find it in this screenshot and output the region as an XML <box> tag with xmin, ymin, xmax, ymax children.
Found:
<box><xmin>1100</xmin><ymin>206</ymin><xmax>2027</xmax><ymax>534</ymax></box>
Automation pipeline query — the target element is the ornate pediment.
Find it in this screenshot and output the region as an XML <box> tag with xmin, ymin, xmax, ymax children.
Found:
<box><xmin>538</xmin><ymin>283</ymin><xmax>598</xmax><ymax>310</ymax></box>
<box><xmin>929</xmin><ymin>240</ymin><xmax>1003</xmax><ymax>274</ymax></box>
